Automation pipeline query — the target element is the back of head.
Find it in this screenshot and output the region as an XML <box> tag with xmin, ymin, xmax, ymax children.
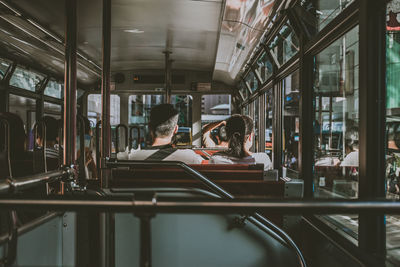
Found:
<box><xmin>149</xmin><ymin>104</ymin><xmax>179</xmax><ymax>138</ymax></box>
<box><xmin>37</xmin><ymin>116</ymin><xmax>59</xmax><ymax>143</ymax></box>
<box><xmin>225</xmin><ymin>114</ymin><xmax>254</xmax><ymax>158</ymax></box>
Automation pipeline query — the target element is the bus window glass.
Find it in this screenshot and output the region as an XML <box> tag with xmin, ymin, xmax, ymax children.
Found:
<box><xmin>128</xmin><ymin>95</ymin><xmax>192</xmax><ymax>148</ymax></box>
<box><xmin>44</xmin><ymin>102</ymin><xmax>62</xmax><ymax>119</ymax></box>
<box><xmin>313</xmin><ymin>26</ymin><xmax>359</xmax><ymax>243</ymax></box>
<box><xmin>268</xmin><ymin>21</ymin><xmax>299</xmax><ymax>67</ymax></box>
<box><xmin>44</xmin><ymin>80</ymin><xmax>63</xmax><ymax>99</ymax></box>
<box><xmin>387</xmin><ymin>0</ymin><xmax>400</xmax><ymax>260</ymax></box>
<box><xmin>201</xmin><ymin>94</ymin><xmax>231</xmax><ymax>148</ymax></box>
<box><xmin>245</xmin><ymin>71</ymin><xmax>259</xmax><ymax>92</ymax></box>
<box><xmin>283</xmin><ymin>70</ymin><xmax>300</xmax><ymax>176</ymax></box>
<box><xmin>10</xmin><ymin>66</ymin><xmax>44</xmax><ymax>92</ymax></box>
<box><xmin>265</xmin><ymin>91</ymin><xmax>273</xmax><ymax>163</ymax></box>
<box><xmin>307</xmin><ymin>0</ymin><xmax>355</xmax><ymax>32</ymax></box>
<box><xmin>87</xmin><ymin>94</ymin><xmax>120</xmax><ymax>126</ymax></box>
<box><xmin>255</xmin><ymin>52</ymin><xmax>273</xmax><ymax>83</ymax></box>
<box><xmin>253</xmin><ymin>98</ymin><xmax>259</xmax><ymax>152</ymax></box>
<box><xmin>0</xmin><ymin>59</ymin><xmax>10</xmax><ymax>80</ymax></box>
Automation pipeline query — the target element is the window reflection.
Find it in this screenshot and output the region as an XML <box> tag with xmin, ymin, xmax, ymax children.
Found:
<box><xmin>265</xmin><ymin>91</ymin><xmax>273</xmax><ymax>163</ymax></box>
<box><xmin>283</xmin><ymin>70</ymin><xmax>300</xmax><ymax>176</ymax></box>
<box><xmin>300</xmin><ymin>0</ymin><xmax>354</xmax><ymax>32</ymax></box>
<box><xmin>268</xmin><ymin>21</ymin><xmax>299</xmax><ymax>67</ymax></box>
<box><xmin>10</xmin><ymin>66</ymin><xmax>44</xmax><ymax>92</ymax></box>
<box><xmin>44</xmin><ymin>80</ymin><xmax>63</xmax><ymax>99</ymax></box>
<box><xmin>245</xmin><ymin>71</ymin><xmax>259</xmax><ymax>92</ymax></box>
<box><xmin>313</xmin><ymin>26</ymin><xmax>359</xmax><ymax>199</ymax></box>
<box><xmin>255</xmin><ymin>52</ymin><xmax>274</xmax><ymax>83</ymax></box>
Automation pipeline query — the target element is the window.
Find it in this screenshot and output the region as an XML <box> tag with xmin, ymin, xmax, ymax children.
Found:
<box><xmin>10</xmin><ymin>66</ymin><xmax>45</xmax><ymax>92</ymax></box>
<box><xmin>268</xmin><ymin>21</ymin><xmax>299</xmax><ymax>67</ymax></box>
<box><xmin>245</xmin><ymin>71</ymin><xmax>259</xmax><ymax>92</ymax></box>
<box><xmin>265</xmin><ymin>91</ymin><xmax>273</xmax><ymax>163</ymax></box>
<box><xmin>201</xmin><ymin>94</ymin><xmax>231</xmax><ymax>148</ymax></box>
<box><xmin>313</xmin><ymin>26</ymin><xmax>359</xmax><ymax>243</ymax></box>
<box><xmin>87</xmin><ymin>94</ymin><xmax>120</xmax><ymax>126</ymax></box>
<box><xmin>44</xmin><ymin>80</ymin><xmax>63</xmax><ymax>99</ymax></box>
<box><xmin>239</xmin><ymin>81</ymin><xmax>249</xmax><ymax>100</ymax></box>
<box><xmin>253</xmin><ymin>98</ymin><xmax>260</xmax><ymax>152</ymax></box>
<box><xmin>300</xmin><ymin>0</ymin><xmax>354</xmax><ymax>33</ymax></box>
<box><xmin>283</xmin><ymin>70</ymin><xmax>300</xmax><ymax>176</ymax></box>
<box><xmin>0</xmin><ymin>58</ymin><xmax>10</xmax><ymax>80</ymax></box>
<box><xmin>255</xmin><ymin>52</ymin><xmax>274</xmax><ymax>83</ymax></box>
<box><xmin>386</xmin><ymin>1</ymin><xmax>400</xmax><ymax>263</ymax></box>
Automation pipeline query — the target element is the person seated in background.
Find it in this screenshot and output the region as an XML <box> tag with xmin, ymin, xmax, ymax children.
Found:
<box><xmin>77</xmin><ymin>117</ymin><xmax>97</xmax><ymax>179</ymax></box>
<box><xmin>209</xmin><ymin>114</ymin><xmax>272</xmax><ymax>171</ymax></box>
<box><xmin>128</xmin><ymin>104</ymin><xmax>204</xmax><ymax>164</ymax></box>
<box><xmin>202</xmin><ymin>120</ymin><xmax>229</xmax><ymax>148</ymax></box>
<box><xmin>36</xmin><ymin>116</ymin><xmax>60</xmax><ymax>159</ymax></box>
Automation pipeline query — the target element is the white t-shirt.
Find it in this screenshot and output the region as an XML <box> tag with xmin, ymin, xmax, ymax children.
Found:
<box><xmin>128</xmin><ymin>149</ymin><xmax>204</xmax><ymax>165</ymax></box>
<box><xmin>209</xmin><ymin>153</ymin><xmax>273</xmax><ymax>171</ymax></box>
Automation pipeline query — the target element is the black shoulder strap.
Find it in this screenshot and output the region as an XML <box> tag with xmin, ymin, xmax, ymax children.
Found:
<box><xmin>145</xmin><ymin>148</ymin><xmax>178</xmax><ymax>161</ymax></box>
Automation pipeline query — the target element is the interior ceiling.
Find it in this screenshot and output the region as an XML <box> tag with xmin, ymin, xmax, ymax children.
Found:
<box><xmin>10</xmin><ymin>0</ymin><xmax>223</xmax><ymax>74</ymax></box>
<box><xmin>0</xmin><ymin>0</ymin><xmax>283</xmax><ymax>86</ymax></box>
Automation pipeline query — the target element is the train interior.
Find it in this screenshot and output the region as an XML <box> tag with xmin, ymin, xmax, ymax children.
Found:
<box><xmin>0</xmin><ymin>0</ymin><xmax>398</xmax><ymax>266</ymax></box>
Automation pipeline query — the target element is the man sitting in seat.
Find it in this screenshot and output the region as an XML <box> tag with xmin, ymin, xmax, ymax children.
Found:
<box><xmin>128</xmin><ymin>104</ymin><xmax>203</xmax><ymax>164</ymax></box>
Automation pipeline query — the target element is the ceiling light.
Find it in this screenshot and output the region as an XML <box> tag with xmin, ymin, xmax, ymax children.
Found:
<box><xmin>124</xmin><ymin>29</ymin><xmax>144</xmax><ymax>34</ymax></box>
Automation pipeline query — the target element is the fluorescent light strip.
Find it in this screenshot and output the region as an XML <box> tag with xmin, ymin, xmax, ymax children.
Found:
<box><xmin>0</xmin><ymin>1</ymin><xmax>21</xmax><ymax>17</ymax></box>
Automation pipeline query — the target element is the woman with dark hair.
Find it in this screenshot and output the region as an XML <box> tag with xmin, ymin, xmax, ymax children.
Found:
<box><xmin>209</xmin><ymin>114</ymin><xmax>272</xmax><ymax>171</ymax></box>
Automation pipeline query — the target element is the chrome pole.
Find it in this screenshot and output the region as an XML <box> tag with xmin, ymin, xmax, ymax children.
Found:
<box><xmin>64</xmin><ymin>0</ymin><xmax>77</xmax><ymax>168</ymax></box>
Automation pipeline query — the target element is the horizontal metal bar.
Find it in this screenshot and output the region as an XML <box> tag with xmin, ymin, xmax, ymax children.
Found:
<box><xmin>0</xmin><ymin>198</ymin><xmax>399</xmax><ymax>214</ymax></box>
<box><xmin>6</xmin><ymin>170</ymin><xmax>66</xmax><ymax>193</ymax></box>
<box><xmin>0</xmin><ymin>212</ymin><xmax>63</xmax><ymax>246</ymax></box>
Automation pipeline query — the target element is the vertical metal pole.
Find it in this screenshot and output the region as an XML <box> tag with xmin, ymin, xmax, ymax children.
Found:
<box><xmin>101</xmin><ymin>0</ymin><xmax>112</xmax><ymax>188</ymax></box>
<box><xmin>164</xmin><ymin>51</ymin><xmax>172</xmax><ymax>104</ymax></box>
<box><xmin>358</xmin><ymin>0</ymin><xmax>386</xmax><ymax>261</ymax></box>
<box><xmin>64</xmin><ymin>0</ymin><xmax>77</xmax><ymax>168</ymax></box>
<box><xmin>299</xmin><ymin>34</ymin><xmax>314</xmax><ymax>198</ymax></box>
<box><xmin>100</xmin><ymin>1</ymin><xmax>114</xmax><ymax>267</ymax></box>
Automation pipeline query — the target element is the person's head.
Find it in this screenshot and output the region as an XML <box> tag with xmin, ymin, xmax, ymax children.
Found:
<box><xmin>225</xmin><ymin>114</ymin><xmax>254</xmax><ymax>158</ymax></box>
<box><xmin>345</xmin><ymin>128</ymin><xmax>359</xmax><ymax>152</ymax></box>
<box><xmin>36</xmin><ymin>116</ymin><xmax>58</xmax><ymax>147</ymax></box>
<box><xmin>148</xmin><ymin>104</ymin><xmax>179</xmax><ymax>144</ymax></box>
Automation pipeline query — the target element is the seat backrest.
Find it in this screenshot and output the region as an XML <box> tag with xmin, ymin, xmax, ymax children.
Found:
<box><xmin>111</xmin><ymin>164</ymin><xmax>264</xmax><ymax>181</ymax></box>
<box><xmin>0</xmin><ymin>112</ymin><xmax>26</xmax><ymax>160</ymax></box>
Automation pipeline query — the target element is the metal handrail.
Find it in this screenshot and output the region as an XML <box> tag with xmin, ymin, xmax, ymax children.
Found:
<box><xmin>0</xmin><ymin>197</ymin><xmax>399</xmax><ymax>213</ymax></box>
<box><xmin>106</xmin><ymin>160</ymin><xmax>306</xmax><ymax>267</ymax></box>
<box><xmin>77</xmin><ymin>115</ymin><xmax>86</xmax><ymax>186</ymax></box>
<box><xmin>109</xmin><ymin>187</ymin><xmax>221</xmax><ymax>199</ymax></box>
<box><xmin>0</xmin><ymin>170</ymin><xmax>67</xmax><ymax>194</ymax></box>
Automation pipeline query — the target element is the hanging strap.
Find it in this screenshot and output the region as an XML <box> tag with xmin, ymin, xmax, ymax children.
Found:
<box><xmin>145</xmin><ymin>148</ymin><xmax>177</xmax><ymax>161</ymax></box>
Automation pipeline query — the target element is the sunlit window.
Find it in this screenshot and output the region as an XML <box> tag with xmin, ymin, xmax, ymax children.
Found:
<box><xmin>255</xmin><ymin>52</ymin><xmax>274</xmax><ymax>83</ymax></box>
<box><xmin>245</xmin><ymin>71</ymin><xmax>259</xmax><ymax>92</ymax></box>
<box><xmin>44</xmin><ymin>80</ymin><xmax>63</xmax><ymax>99</ymax></box>
<box><xmin>0</xmin><ymin>58</ymin><xmax>10</xmax><ymax>80</ymax></box>
<box><xmin>268</xmin><ymin>21</ymin><xmax>299</xmax><ymax>67</ymax></box>
<box><xmin>10</xmin><ymin>66</ymin><xmax>45</xmax><ymax>92</ymax></box>
<box><xmin>87</xmin><ymin>94</ymin><xmax>120</xmax><ymax>126</ymax></box>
